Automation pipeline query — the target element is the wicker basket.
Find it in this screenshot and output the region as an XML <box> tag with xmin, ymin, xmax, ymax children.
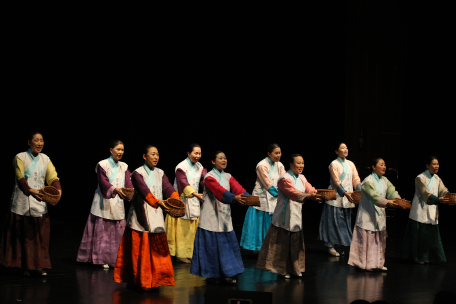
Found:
<box><xmin>239</xmin><ymin>195</ymin><xmax>260</xmax><ymax>206</ymax></box>
<box><xmin>444</xmin><ymin>193</ymin><xmax>456</xmax><ymax>205</ymax></box>
<box><xmin>122</xmin><ymin>188</ymin><xmax>135</xmax><ymax>201</ymax></box>
<box><xmin>391</xmin><ymin>198</ymin><xmax>411</xmax><ymax>209</ymax></box>
<box><xmin>351</xmin><ymin>191</ymin><xmax>361</xmax><ymax>205</ymax></box>
<box><xmin>317</xmin><ymin>189</ymin><xmax>337</xmax><ymax>201</ymax></box>
<box><xmin>40</xmin><ymin>186</ymin><xmax>61</xmax><ymax>206</ymax></box>
<box><xmin>164</xmin><ymin>198</ymin><xmax>186</xmax><ymax>218</ymax></box>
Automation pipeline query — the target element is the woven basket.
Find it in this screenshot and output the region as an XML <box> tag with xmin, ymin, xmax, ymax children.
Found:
<box><xmin>391</xmin><ymin>198</ymin><xmax>411</xmax><ymax>209</ymax></box>
<box><xmin>164</xmin><ymin>198</ymin><xmax>186</xmax><ymax>218</ymax></box>
<box><xmin>351</xmin><ymin>191</ymin><xmax>361</xmax><ymax>205</ymax></box>
<box><xmin>317</xmin><ymin>189</ymin><xmax>337</xmax><ymax>201</ymax></box>
<box><xmin>122</xmin><ymin>188</ymin><xmax>135</xmax><ymax>201</ymax></box>
<box><xmin>40</xmin><ymin>186</ymin><xmax>61</xmax><ymax>206</ymax></box>
<box><xmin>239</xmin><ymin>195</ymin><xmax>260</xmax><ymax>206</ymax></box>
<box><xmin>444</xmin><ymin>193</ymin><xmax>456</xmax><ymax>205</ymax></box>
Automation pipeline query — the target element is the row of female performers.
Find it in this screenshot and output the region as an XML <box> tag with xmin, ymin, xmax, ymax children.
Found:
<box><xmin>0</xmin><ymin>133</ymin><xmax>451</xmax><ymax>289</ymax></box>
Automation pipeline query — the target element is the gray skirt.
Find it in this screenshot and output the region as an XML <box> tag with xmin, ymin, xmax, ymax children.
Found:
<box><xmin>318</xmin><ymin>203</ymin><xmax>353</xmax><ymax>246</ymax></box>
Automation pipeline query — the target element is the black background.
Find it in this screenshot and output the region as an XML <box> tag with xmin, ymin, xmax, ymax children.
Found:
<box><xmin>2</xmin><ymin>1</ymin><xmax>454</xmax><ymax>233</ymax></box>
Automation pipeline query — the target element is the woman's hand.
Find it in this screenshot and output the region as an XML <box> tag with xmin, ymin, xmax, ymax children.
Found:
<box><xmin>193</xmin><ymin>193</ymin><xmax>204</xmax><ymax>202</ymax></box>
<box><xmin>306</xmin><ymin>191</ymin><xmax>322</xmax><ymax>202</ymax></box>
<box><xmin>158</xmin><ymin>200</ymin><xmax>170</xmax><ymax>212</ymax></box>
<box><xmin>234</xmin><ymin>194</ymin><xmax>246</xmax><ymax>204</ymax></box>
<box><xmin>114</xmin><ymin>188</ymin><xmax>126</xmax><ymax>199</ymax></box>
<box><xmin>439</xmin><ymin>196</ymin><xmax>450</xmax><ymax>203</ymax></box>
<box><xmin>344</xmin><ymin>192</ymin><xmax>354</xmax><ymax>203</ymax></box>
<box><xmin>387</xmin><ymin>200</ymin><xmax>397</xmax><ymax>208</ymax></box>
<box><xmin>29</xmin><ymin>189</ymin><xmax>44</xmax><ymax>201</ymax></box>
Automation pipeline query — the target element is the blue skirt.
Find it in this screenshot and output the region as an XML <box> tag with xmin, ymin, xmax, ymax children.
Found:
<box><xmin>190</xmin><ymin>228</ymin><xmax>244</xmax><ymax>278</ymax></box>
<box><xmin>317</xmin><ymin>203</ymin><xmax>352</xmax><ymax>246</ymax></box>
<box><xmin>240</xmin><ymin>206</ymin><xmax>272</xmax><ymax>251</ymax></box>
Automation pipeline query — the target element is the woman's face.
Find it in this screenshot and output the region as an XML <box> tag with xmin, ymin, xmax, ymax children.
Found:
<box><xmin>372</xmin><ymin>159</ymin><xmax>386</xmax><ymax>177</ymax></box>
<box><xmin>336</xmin><ymin>143</ymin><xmax>348</xmax><ymax>159</ymax></box>
<box><xmin>144</xmin><ymin>147</ymin><xmax>159</xmax><ymax>168</ymax></box>
<box><xmin>28</xmin><ymin>133</ymin><xmax>44</xmax><ymax>154</ymax></box>
<box><xmin>290</xmin><ymin>156</ymin><xmax>304</xmax><ymax>175</ymax></box>
<box><xmin>268</xmin><ymin>147</ymin><xmax>282</xmax><ymax>162</ymax></box>
<box><xmin>426</xmin><ymin>159</ymin><xmax>439</xmax><ymax>174</ymax></box>
<box><xmin>188</xmin><ymin>147</ymin><xmax>202</xmax><ymax>163</ymax></box>
<box><xmin>110</xmin><ymin>144</ymin><xmax>124</xmax><ymax>162</ymax></box>
<box><xmin>211</xmin><ymin>153</ymin><xmax>227</xmax><ymax>171</ymax></box>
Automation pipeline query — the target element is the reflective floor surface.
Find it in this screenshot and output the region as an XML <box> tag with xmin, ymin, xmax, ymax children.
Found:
<box><xmin>1</xmin><ymin>221</ymin><xmax>455</xmax><ymax>304</ymax></box>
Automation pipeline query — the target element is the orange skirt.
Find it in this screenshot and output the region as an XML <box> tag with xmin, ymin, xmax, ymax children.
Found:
<box><xmin>114</xmin><ymin>227</ymin><xmax>175</xmax><ymax>288</ymax></box>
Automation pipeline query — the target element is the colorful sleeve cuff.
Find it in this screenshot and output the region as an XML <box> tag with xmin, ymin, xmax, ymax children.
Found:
<box><xmin>182</xmin><ymin>185</ymin><xmax>196</xmax><ymax>198</ymax></box>
<box><xmin>336</xmin><ymin>184</ymin><xmax>346</xmax><ymax>197</ymax></box>
<box><xmin>51</xmin><ymin>179</ymin><xmax>62</xmax><ymax>191</ymax></box>
<box><xmin>145</xmin><ymin>192</ymin><xmax>160</xmax><ymax>209</ymax></box>
<box><xmin>428</xmin><ymin>194</ymin><xmax>440</xmax><ymax>205</ymax></box>
<box><xmin>244</xmin><ymin>191</ymin><xmax>251</xmax><ymax>196</ymax></box>
<box><xmin>355</xmin><ymin>183</ymin><xmax>362</xmax><ymax>191</ymax></box>
<box><xmin>171</xmin><ymin>192</ymin><xmax>180</xmax><ymax>199</ymax></box>
<box><xmin>267</xmin><ymin>186</ymin><xmax>279</xmax><ymax>197</ymax></box>
<box><xmin>222</xmin><ymin>191</ymin><xmax>236</xmax><ymax>204</ymax></box>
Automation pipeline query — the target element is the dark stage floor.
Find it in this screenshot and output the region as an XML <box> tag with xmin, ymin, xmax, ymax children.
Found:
<box><xmin>1</xmin><ymin>218</ymin><xmax>455</xmax><ymax>304</ymax></box>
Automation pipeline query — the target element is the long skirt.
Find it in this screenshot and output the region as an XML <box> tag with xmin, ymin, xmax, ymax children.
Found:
<box><xmin>257</xmin><ymin>225</ymin><xmax>305</xmax><ymax>276</ymax></box>
<box><xmin>318</xmin><ymin>204</ymin><xmax>353</xmax><ymax>246</ymax></box>
<box><xmin>240</xmin><ymin>207</ymin><xmax>272</xmax><ymax>251</ymax></box>
<box><xmin>76</xmin><ymin>213</ymin><xmax>126</xmax><ymax>267</ymax></box>
<box><xmin>114</xmin><ymin>227</ymin><xmax>175</xmax><ymax>289</ymax></box>
<box><xmin>348</xmin><ymin>225</ymin><xmax>387</xmax><ymax>270</ymax></box>
<box><xmin>164</xmin><ymin>216</ymin><xmax>199</xmax><ymax>259</ymax></box>
<box><xmin>190</xmin><ymin>228</ymin><xmax>244</xmax><ymax>278</ymax></box>
<box><xmin>401</xmin><ymin>218</ymin><xmax>446</xmax><ymax>263</ymax></box>
<box><xmin>0</xmin><ymin>211</ymin><xmax>51</xmax><ymax>270</ymax></box>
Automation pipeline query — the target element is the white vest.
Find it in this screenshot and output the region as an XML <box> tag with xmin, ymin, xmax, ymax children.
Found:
<box><xmin>252</xmin><ymin>158</ymin><xmax>284</xmax><ymax>214</ymax></box>
<box><xmin>11</xmin><ymin>152</ymin><xmax>49</xmax><ymax>217</ymax></box>
<box><xmin>199</xmin><ymin>170</ymin><xmax>233</xmax><ymax>232</ymax></box>
<box><xmin>355</xmin><ymin>175</ymin><xmax>389</xmax><ymax>232</ymax></box>
<box><xmin>326</xmin><ymin>159</ymin><xmax>355</xmax><ymax>208</ymax></box>
<box><xmin>173</xmin><ymin>159</ymin><xmax>204</xmax><ymax>220</ymax></box>
<box><xmin>271</xmin><ymin>172</ymin><xmax>307</xmax><ymax>232</ymax></box>
<box><xmin>127</xmin><ymin>166</ymin><xmax>165</xmax><ymax>233</ymax></box>
<box><xmin>90</xmin><ymin>159</ymin><xmax>127</xmax><ymax>220</ymax></box>
<box><xmin>409</xmin><ymin>172</ymin><xmax>439</xmax><ymax>225</ymax></box>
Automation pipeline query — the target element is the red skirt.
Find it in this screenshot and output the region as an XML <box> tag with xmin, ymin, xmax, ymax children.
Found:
<box><xmin>114</xmin><ymin>227</ymin><xmax>175</xmax><ymax>288</ymax></box>
<box><xmin>0</xmin><ymin>211</ymin><xmax>51</xmax><ymax>270</ymax></box>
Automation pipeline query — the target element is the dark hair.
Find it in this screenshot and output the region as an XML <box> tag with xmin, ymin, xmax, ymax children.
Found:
<box><xmin>371</xmin><ymin>157</ymin><xmax>383</xmax><ymax>170</ymax></box>
<box><xmin>110</xmin><ymin>139</ymin><xmax>124</xmax><ymax>149</ymax></box>
<box><xmin>288</xmin><ymin>153</ymin><xmax>303</xmax><ymax>164</ymax></box>
<box><xmin>426</xmin><ymin>156</ymin><xmax>438</xmax><ymax>166</ymax></box>
<box><xmin>267</xmin><ymin>143</ymin><xmax>280</xmax><ymax>154</ymax></box>
<box><xmin>210</xmin><ymin>151</ymin><xmax>224</xmax><ymax>165</ymax></box>
<box><xmin>29</xmin><ymin>131</ymin><xmax>42</xmax><ymax>141</ymax></box>
<box><xmin>187</xmin><ymin>143</ymin><xmax>201</xmax><ymax>154</ymax></box>
<box><xmin>143</xmin><ymin>145</ymin><xmax>156</xmax><ymax>155</ymax></box>
<box><xmin>335</xmin><ymin>142</ymin><xmax>346</xmax><ymax>151</ymax></box>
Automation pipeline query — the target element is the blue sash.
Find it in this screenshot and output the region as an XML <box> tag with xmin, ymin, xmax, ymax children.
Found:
<box><xmin>107</xmin><ymin>156</ymin><xmax>119</xmax><ymax>183</ymax></box>
<box><xmin>186</xmin><ymin>157</ymin><xmax>197</xmax><ymax>183</ymax></box>
<box><xmin>24</xmin><ymin>149</ymin><xmax>40</xmax><ymax>180</ymax></box>
<box><xmin>370</xmin><ymin>173</ymin><xmax>383</xmax><ymax>216</ymax></box>
<box><xmin>260</xmin><ymin>157</ymin><xmax>277</xmax><ymax>194</ymax></box>
<box><xmin>282</xmin><ymin>170</ymin><xmax>305</xmax><ymax>224</ymax></box>
<box><xmin>208</xmin><ymin>168</ymin><xmax>227</xmax><ymax>202</ymax></box>
<box><xmin>337</xmin><ymin>157</ymin><xmax>348</xmax><ymax>182</ymax></box>
<box><xmin>143</xmin><ymin>164</ymin><xmax>156</xmax><ymax>191</ymax></box>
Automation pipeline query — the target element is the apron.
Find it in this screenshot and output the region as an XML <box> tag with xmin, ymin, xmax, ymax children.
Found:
<box><xmin>173</xmin><ymin>158</ymin><xmax>203</xmax><ymax>220</ymax></box>
<box><xmin>252</xmin><ymin>157</ymin><xmax>284</xmax><ymax>214</ymax></box>
<box><xmin>10</xmin><ymin>151</ymin><xmax>49</xmax><ymax>217</ymax></box>
<box><xmin>410</xmin><ymin>171</ymin><xmax>440</xmax><ymax>225</ymax></box>
<box><xmin>355</xmin><ymin>174</ymin><xmax>388</xmax><ymax>231</ymax></box>
<box><xmin>326</xmin><ymin>158</ymin><xmax>355</xmax><ymax>208</ymax></box>
<box><xmin>90</xmin><ymin>157</ymin><xmax>127</xmax><ymax>220</ymax></box>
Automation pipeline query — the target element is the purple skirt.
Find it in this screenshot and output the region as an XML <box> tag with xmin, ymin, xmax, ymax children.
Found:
<box><xmin>76</xmin><ymin>213</ymin><xmax>126</xmax><ymax>267</ymax></box>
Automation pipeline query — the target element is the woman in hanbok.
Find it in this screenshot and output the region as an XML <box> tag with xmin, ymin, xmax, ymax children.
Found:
<box><xmin>257</xmin><ymin>154</ymin><xmax>321</xmax><ymax>278</ymax></box>
<box><xmin>77</xmin><ymin>139</ymin><xmax>133</xmax><ymax>269</ymax></box>
<box><xmin>401</xmin><ymin>156</ymin><xmax>449</xmax><ymax>264</ymax></box>
<box><xmin>0</xmin><ymin>132</ymin><xmax>62</xmax><ymax>276</ymax></box>
<box><xmin>318</xmin><ymin>143</ymin><xmax>361</xmax><ymax>256</ymax></box>
<box><xmin>165</xmin><ymin>144</ymin><xmax>207</xmax><ymax>263</ymax></box>
<box><xmin>114</xmin><ymin>145</ymin><xmax>179</xmax><ymax>290</ymax></box>
<box><xmin>190</xmin><ymin>151</ymin><xmax>251</xmax><ymax>284</ymax></box>
<box><xmin>348</xmin><ymin>158</ymin><xmax>401</xmax><ymax>271</ymax></box>
<box><xmin>240</xmin><ymin>143</ymin><xmax>286</xmax><ymax>251</ymax></box>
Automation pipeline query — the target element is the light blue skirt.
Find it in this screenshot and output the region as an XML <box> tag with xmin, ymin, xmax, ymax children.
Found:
<box><xmin>318</xmin><ymin>203</ymin><xmax>352</xmax><ymax>246</ymax></box>
<box><xmin>240</xmin><ymin>206</ymin><xmax>272</xmax><ymax>251</ymax></box>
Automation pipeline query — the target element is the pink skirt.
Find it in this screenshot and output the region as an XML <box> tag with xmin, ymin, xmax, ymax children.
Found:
<box><xmin>76</xmin><ymin>213</ymin><xmax>126</xmax><ymax>267</ymax></box>
<box><xmin>348</xmin><ymin>225</ymin><xmax>387</xmax><ymax>270</ymax></box>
